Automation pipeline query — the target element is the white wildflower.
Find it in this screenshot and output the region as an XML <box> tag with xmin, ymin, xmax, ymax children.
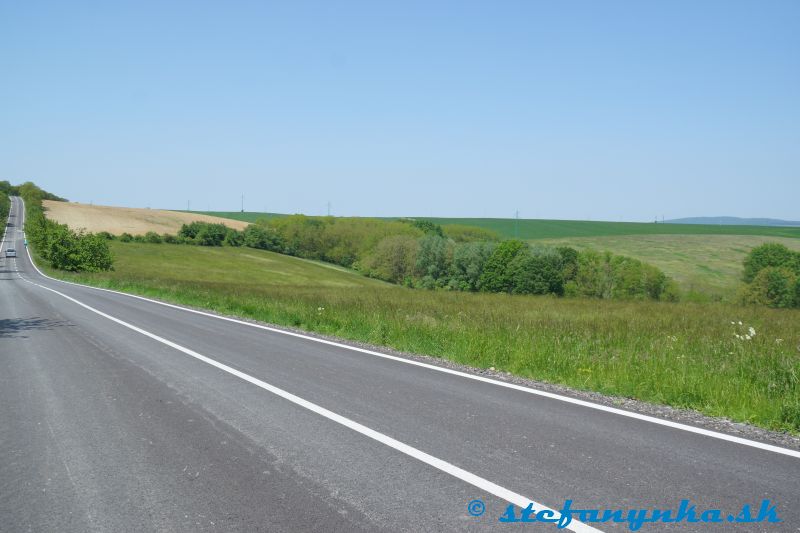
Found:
<box><xmin>738</xmin><ymin>321</ymin><xmax>743</xmax><ymax>326</ymax></box>
<box><xmin>748</xmin><ymin>327</ymin><xmax>756</xmax><ymax>336</ymax></box>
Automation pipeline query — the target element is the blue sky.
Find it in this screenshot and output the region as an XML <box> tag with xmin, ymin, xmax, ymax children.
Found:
<box><xmin>1</xmin><ymin>1</ymin><xmax>798</xmax><ymax>220</ymax></box>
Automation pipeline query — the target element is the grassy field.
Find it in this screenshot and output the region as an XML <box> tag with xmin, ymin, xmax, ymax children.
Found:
<box><xmin>539</xmin><ymin>234</ymin><xmax>800</xmax><ymax>299</ymax></box>
<box><xmin>43</xmin><ymin>241</ymin><xmax>800</xmax><ymax>433</ymax></box>
<box><xmin>45</xmin><ymin>201</ymin><xmax>249</xmax><ymax>235</ymax></box>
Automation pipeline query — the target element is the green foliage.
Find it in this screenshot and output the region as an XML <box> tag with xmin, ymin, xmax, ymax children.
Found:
<box><xmin>414</xmin><ymin>235</ymin><xmax>452</xmax><ymax>288</ymax></box>
<box><xmin>0</xmin><ymin>191</ymin><xmax>9</xmax><ymax>221</ymax></box>
<box><xmin>144</xmin><ymin>231</ymin><xmax>162</xmax><ymax>244</ymax></box>
<box><xmin>479</xmin><ymin>240</ymin><xmax>528</xmax><ymax>293</ymax></box>
<box><xmin>443</xmin><ymin>224</ymin><xmax>500</xmax><ymax>243</ymax></box>
<box><xmin>557</xmin><ymin>246</ymin><xmax>579</xmax><ymax>283</ymax></box>
<box><xmin>743</xmin><ymin>242</ymin><xmax>800</xmax><ymax>282</ymax></box>
<box><xmin>97</xmin><ymin>231</ymin><xmax>115</xmax><ymax>240</ymax></box>
<box><xmin>508</xmin><ymin>246</ymin><xmax>565</xmax><ymax>295</ymax></box>
<box><xmin>448</xmin><ymin>242</ymin><xmax>496</xmax><ymax>291</ymax></box>
<box><xmin>243</xmin><ymin>224</ymin><xmax>284</xmax><ymax>251</ymax></box>
<box><xmin>360</xmin><ymin>235</ymin><xmax>418</xmax><ymax>284</ymax></box>
<box><xmin>18</xmin><ymin>182</ymin><xmax>112</xmax><ymax>272</ymax></box>
<box><xmin>740</xmin><ymin>267</ymin><xmax>798</xmax><ymax>308</ymax></box>
<box><xmin>410</xmin><ymin>219</ymin><xmax>444</xmax><ymax>237</ymax></box>
<box><xmin>119</xmin><ymin>233</ymin><xmax>133</xmax><ymax>242</ymax></box>
<box><xmin>565</xmin><ymin>250</ymin><xmax>672</xmax><ymax>300</ymax></box>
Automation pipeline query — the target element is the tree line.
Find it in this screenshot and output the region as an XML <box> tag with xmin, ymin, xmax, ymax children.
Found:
<box><xmin>110</xmin><ymin>215</ymin><xmax>678</xmax><ymax>301</ymax></box>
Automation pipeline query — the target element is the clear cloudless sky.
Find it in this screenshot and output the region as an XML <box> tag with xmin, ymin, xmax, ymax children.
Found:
<box><xmin>1</xmin><ymin>1</ymin><xmax>798</xmax><ymax>221</ymax></box>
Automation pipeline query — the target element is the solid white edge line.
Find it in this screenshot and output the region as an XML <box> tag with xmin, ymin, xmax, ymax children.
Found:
<box><xmin>13</xmin><ymin>197</ymin><xmax>800</xmax><ymax>460</ymax></box>
<box><xmin>9</xmin><ymin>223</ymin><xmax>598</xmax><ymax>532</ymax></box>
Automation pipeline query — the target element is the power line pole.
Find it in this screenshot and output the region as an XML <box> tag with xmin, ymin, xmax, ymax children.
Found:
<box><xmin>241</xmin><ymin>194</ymin><xmax>244</xmax><ymax>213</ymax></box>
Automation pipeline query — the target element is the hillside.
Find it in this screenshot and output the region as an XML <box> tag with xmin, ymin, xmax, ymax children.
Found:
<box><xmin>43</xmin><ymin>201</ymin><xmax>249</xmax><ymax>235</ymax></box>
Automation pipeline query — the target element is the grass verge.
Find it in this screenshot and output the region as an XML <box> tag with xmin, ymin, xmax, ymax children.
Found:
<box><xmin>37</xmin><ymin>241</ymin><xmax>800</xmax><ymax>434</ymax></box>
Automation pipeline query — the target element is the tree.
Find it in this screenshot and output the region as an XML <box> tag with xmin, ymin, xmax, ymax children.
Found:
<box><xmin>479</xmin><ymin>240</ymin><xmax>528</xmax><ymax>293</ymax></box>
<box><xmin>243</xmin><ymin>224</ymin><xmax>283</xmax><ymax>251</ymax></box>
<box><xmin>741</xmin><ymin>267</ymin><xmax>798</xmax><ymax>308</ymax></box>
<box><xmin>743</xmin><ymin>243</ymin><xmax>800</xmax><ymax>282</ymax></box>
<box><xmin>415</xmin><ymin>235</ymin><xmax>452</xmax><ymax>287</ymax></box>
<box><xmin>508</xmin><ymin>246</ymin><xmax>564</xmax><ymax>295</ymax></box>
<box><xmin>449</xmin><ymin>242</ymin><xmax>496</xmax><ymax>291</ymax></box>
<box><xmin>361</xmin><ymin>235</ymin><xmax>418</xmax><ymax>283</ymax></box>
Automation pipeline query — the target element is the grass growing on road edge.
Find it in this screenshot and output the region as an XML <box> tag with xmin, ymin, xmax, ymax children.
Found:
<box><xmin>36</xmin><ymin>242</ymin><xmax>800</xmax><ymax>434</ymax></box>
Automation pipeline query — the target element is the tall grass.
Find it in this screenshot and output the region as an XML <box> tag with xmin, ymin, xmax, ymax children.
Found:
<box><xmin>43</xmin><ymin>242</ymin><xmax>800</xmax><ymax>433</ymax></box>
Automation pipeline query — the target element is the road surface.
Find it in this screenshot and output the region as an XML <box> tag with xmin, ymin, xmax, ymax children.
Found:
<box><xmin>1</xmin><ymin>196</ymin><xmax>798</xmax><ymax>532</ymax></box>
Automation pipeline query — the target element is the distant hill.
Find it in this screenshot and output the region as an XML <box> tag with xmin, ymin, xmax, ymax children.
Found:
<box><xmin>665</xmin><ymin>216</ymin><xmax>800</xmax><ymax>227</ymax></box>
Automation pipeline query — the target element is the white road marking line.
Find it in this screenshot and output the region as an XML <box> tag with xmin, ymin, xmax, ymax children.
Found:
<box><xmin>16</xmin><ymin>272</ymin><xmax>600</xmax><ymax>533</ymax></box>
<box><xmin>13</xmin><ymin>198</ymin><xmax>800</xmax><ymax>460</ymax></box>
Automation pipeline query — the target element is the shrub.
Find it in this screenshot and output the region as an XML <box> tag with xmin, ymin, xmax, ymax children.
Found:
<box><xmin>243</xmin><ymin>224</ymin><xmax>283</xmax><ymax>251</ymax></box>
<box><xmin>743</xmin><ymin>242</ymin><xmax>800</xmax><ymax>282</ymax></box>
<box><xmin>162</xmin><ymin>233</ymin><xmax>178</xmax><ymax>244</ymax></box>
<box><xmin>75</xmin><ymin>232</ymin><xmax>114</xmax><ymax>271</ymax></box>
<box><xmin>740</xmin><ymin>267</ymin><xmax>798</xmax><ymax>308</ymax></box>
<box><xmin>119</xmin><ymin>233</ymin><xmax>133</xmax><ymax>242</ymax></box>
<box><xmin>96</xmin><ymin>231</ymin><xmax>115</xmax><ymax>240</ymax></box>
<box><xmin>144</xmin><ymin>231</ymin><xmax>163</xmax><ymax>244</ymax></box>
<box><xmin>224</xmin><ymin>228</ymin><xmax>244</xmax><ymax>247</ymax></box>
<box><xmin>195</xmin><ymin>223</ymin><xmax>228</xmax><ymax>246</ymax></box>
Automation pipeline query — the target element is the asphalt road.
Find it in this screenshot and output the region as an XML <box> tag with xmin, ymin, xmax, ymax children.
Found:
<box><xmin>1</xmin><ymin>195</ymin><xmax>798</xmax><ymax>532</ymax></box>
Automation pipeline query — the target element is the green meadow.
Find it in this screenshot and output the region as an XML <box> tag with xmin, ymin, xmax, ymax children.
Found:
<box><xmin>44</xmin><ymin>241</ymin><xmax>800</xmax><ymax>433</ymax></box>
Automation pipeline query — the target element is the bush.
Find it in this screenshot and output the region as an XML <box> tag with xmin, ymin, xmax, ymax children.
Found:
<box><xmin>75</xmin><ymin>233</ymin><xmax>114</xmax><ymax>271</ymax></box>
<box><xmin>243</xmin><ymin>224</ymin><xmax>283</xmax><ymax>251</ymax></box>
<box><xmin>119</xmin><ymin>233</ymin><xmax>133</xmax><ymax>242</ymax></box>
<box><xmin>740</xmin><ymin>267</ymin><xmax>798</xmax><ymax>308</ymax></box>
<box><xmin>144</xmin><ymin>231</ymin><xmax>162</xmax><ymax>244</ymax></box>
<box><xmin>224</xmin><ymin>228</ymin><xmax>244</xmax><ymax>247</ymax></box>
<box><xmin>97</xmin><ymin>231</ymin><xmax>115</xmax><ymax>240</ymax></box>
<box><xmin>743</xmin><ymin>243</ymin><xmax>800</xmax><ymax>282</ymax></box>
<box><xmin>162</xmin><ymin>233</ymin><xmax>178</xmax><ymax>244</ymax></box>
<box><xmin>410</xmin><ymin>219</ymin><xmax>444</xmax><ymax>237</ymax></box>
<box><xmin>566</xmin><ymin>250</ymin><xmax>672</xmax><ymax>301</ymax></box>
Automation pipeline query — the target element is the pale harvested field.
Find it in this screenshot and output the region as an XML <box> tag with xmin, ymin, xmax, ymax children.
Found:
<box><xmin>43</xmin><ymin>200</ymin><xmax>249</xmax><ymax>235</ymax></box>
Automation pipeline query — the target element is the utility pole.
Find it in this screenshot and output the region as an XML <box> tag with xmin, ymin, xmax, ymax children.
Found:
<box><xmin>241</xmin><ymin>194</ymin><xmax>244</xmax><ymax>213</ymax></box>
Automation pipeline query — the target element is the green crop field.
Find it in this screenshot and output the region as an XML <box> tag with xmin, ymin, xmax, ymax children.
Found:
<box><xmin>416</xmin><ymin>217</ymin><xmax>800</xmax><ymax>240</ymax></box>
<box><xmin>42</xmin><ymin>241</ymin><xmax>800</xmax><ymax>433</ymax></box>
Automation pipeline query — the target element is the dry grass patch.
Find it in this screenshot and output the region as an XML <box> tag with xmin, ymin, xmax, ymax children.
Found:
<box><xmin>43</xmin><ymin>200</ymin><xmax>248</xmax><ymax>235</ymax></box>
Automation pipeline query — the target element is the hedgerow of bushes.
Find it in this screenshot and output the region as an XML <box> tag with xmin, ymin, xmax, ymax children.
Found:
<box><xmin>18</xmin><ymin>182</ymin><xmax>113</xmax><ymax>272</ymax></box>
<box><xmin>740</xmin><ymin>243</ymin><xmax>800</xmax><ymax>308</ymax></box>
